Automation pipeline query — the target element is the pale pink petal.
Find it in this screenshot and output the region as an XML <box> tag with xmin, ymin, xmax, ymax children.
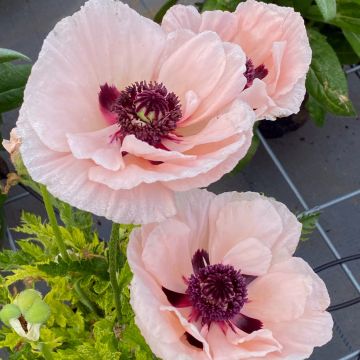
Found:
<box><xmin>128</xmin><ymin>237</ymin><xmax>210</xmax><ymax>359</ymax></box>
<box><xmin>209</xmin><ymin>197</ymin><xmax>284</xmax><ymax>263</ymax></box>
<box><xmin>17</xmin><ymin>116</ymin><xmax>176</xmax><ymax>224</ymax></box>
<box><xmin>23</xmin><ymin>0</ymin><xmax>166</xmax><ymax>152</ymax></box>
<box><xmin>242</xmin><ymin>273</ymin><xmax>312</xmax><ymax>322</ymax></box>
<box><xmin>223</xmin><ymin>237</ymin><xmax>272</xmax><ymax>276</ymax></box>
<box><xmin>184</xmin><ymin>43</ymin><xmax>247</xmax><ymax>126</ymax></box>
<box><xmin>166</xmin><ymin>100</ymin><xmax>254</xmax><ymax>153</ymax></box>
<box><xmin>173</xmin><ymin>189</ymin><xmax>215</xmax><ymax>254</ymax></box>
<box><xmin>158</xmin><ymin>31</ymin><xmax>226</xmax><ymax>107</ymax></box>
<box><xmin>268</xmin><ymin>312</ymin><xmax>333</xmax><ymax>360</ymax></box>
<box><xmin>162</xmin><ymin>5</ymin><xmax>201</xmax><ymax>33</ymax></box>
<box><xmin>142</xmin><ymin>219</ymin><xmax>192</xmax><ymax>292</ymax></box>
<box><xmin>199</xmin><ymin>11</ymin><xmax>238</xmax><ymax>41</ymax></box>
<box><xmin>121</xmin><ymin>135</ymin><xmax>195</xmax><ymax>162</ymax></box>
<box><xmin>208</xmin><ymin>192</ymin><xmax>301</xmax><ymax>264</ymax></box>
<box><xmin>269</xmin><ymin>258</ymin><xmax>331</xmax><ymax>311</ymax></box>
<box><xmin>207</xmin><ymin>326</ymin><xmax>282</xmax><ymax>360</ymax></box>
<box><xmin>234</xmin><ymin>0</ymin><xmax>311</xmax><ymax>119</ymax></box>
<box><xmin>66</xmin><ymin>124</ymin><xmax>124</xmax><ymax>171</ymax></box>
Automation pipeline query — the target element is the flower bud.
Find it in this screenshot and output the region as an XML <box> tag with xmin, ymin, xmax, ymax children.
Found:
<box><xmin>23</xmin><ymin>298</ymin><xmax>50</xmax><ymax>324</ymax></box>
<box><xmin>14</xmin><ymin>289</ymin><xmax>42</xmax><ymax>314</ymax></box>
<box><xmin>0</xmin><ymin>304</ymin><xmax>21</xmax><ymax>326</ymax></box>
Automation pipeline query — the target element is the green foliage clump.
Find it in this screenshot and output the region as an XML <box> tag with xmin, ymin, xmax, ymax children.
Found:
<box><xmin>0</xmin><ymin>203</ymin><xmax>154</xmax><ymax>359</ymax></box>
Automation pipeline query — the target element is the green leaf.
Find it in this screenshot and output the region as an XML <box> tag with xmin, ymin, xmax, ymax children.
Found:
<box><xmin>293</xmin><ymin>0</ymin><xmax>312</xmax><ymax>13</ymax></box>
<box><xmin>154</xmin><ymin>0</ymin><xmax>178</xmax><ymax>23</ymax></box>
<box><xmin>0</xmin><ymin>48</ymin><xmax>30</xmax><ymax>64</ymax></box>
<box><xmin>201</xmin><ymin>0</ymin><xmax>241</xmax><ymax>11</ymax></box>
<box><xmin>306</xmin><ymin>29</ymin><xmax>356</xmax><ymax>116</ymax></box>
<box><xmin>38</xmin><ymin>257</ymin><xmax>109</xmax><ymax>280</ymax></box>
<box><xmin>57</xmin><ymin>201</ymin><xmax>94</xmax><ymax>241</ymax></box>
<box><xmin>0</xmin><ymin>63</ymin><xmax>31</xmax><ymax>113</ymax></box>
<box><xmin>315</xmin><ymin>0</ymin><xmax>336</xmax><ymax>21</ymax></box>
<box><xmin>332</xmin><ymin>0</ymin><xmax>360</xmax><ymax>33</ymax></box>
<box><xmin>306</xmin><ymin>96</ymin><xmax>326</xmax><ymax>126</ymax></box>
<box><xmin>0</xmin><ymin>249</ymin><xmax>35</xmax><ymax>270</ymax></box>
<box><xmin>343</xmin><ymin>30</ymin><xmax>360</xmax><ymax>57</ymax></box>
<box><xmin>231</xmin><ymin>134</ymin><xmax>260</xmax><ymax>174</ymax></box>
<box><xmin>327</xmin><ymin>29</ymin><xmax>359</xmax><ymax>64</ymax></box>
<box><xmin>298</xmin><ymin>211</ymin><xmax>321</xmax><ymax>241</ymax></box>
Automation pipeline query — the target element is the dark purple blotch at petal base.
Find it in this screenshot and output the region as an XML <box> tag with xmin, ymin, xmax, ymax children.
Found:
<box><xmin>99</xmin><ymin>83</ymin><xmax>120</xmax><ymax>111</ymax></box>
<box><xmin>231</xmin><ymin>313</ymin><xmax>263</xmax><ymax>334</ymax></box>
<box><xmin>184</xmin><ymin>332</ymin><xmax>203</xmax><ymax>349</ymax></box>
<box><xmin>191</xmin><ymin>249</ymin><xmax>210</xmax><ymax>275</ymax></box>
<box><xmin>162</xmin><ymin>287</ymin><xmax>191</xmax><ymax>308</ymax></box>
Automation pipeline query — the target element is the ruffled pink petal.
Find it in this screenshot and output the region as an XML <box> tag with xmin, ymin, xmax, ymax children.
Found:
<box><xmin>209</xmin><ymin>196</ymin><xmax>284</xmax><ymax>263</ymax></box>
<box><xmin>158</xmin><ymin>31</ymin><xmax>226</xmax><ymax>108</ymax></box>
<box><xmin>207</xmin><ymin>325</ymin><xmax>282</xmax><ymax>360</ymax></box>
<box><xmin>173</xmin><ymin>189</ymin><xmax>215</xmax><ymax>254</ymax></box>
<box><xmin>267</xmin><ymin>312</ymin><xmax>333</xmax><ymax>360</ymax></box>
<box><xmin>121</xmin><ymin>135</ymin><xmax>195</xmax><ymax>162</ymax></box>
<box><xmin>128</xmin><ymin>237</ymin><xmax>210</xmax><ymax>359</ymax></box>
<box><xmin>208</xmin><ymin>192</ymin><xmax>301</xmax><ymax>264</ymax></box>
<box><xmin>162</xmin><ymin>5</ymin><xmax>202</xmax><ymax>34</ymax></box>
<box><xmin>162</xmin><ymin>5</ymin><xmax>237</xmax><ymax>42</ymax></box>
<box><xmin>242</xmin><ymin>263</ymin><xmax>313</xmax><ymax>323</ymax></box>
<box><xmin>234</xmin><ymin>0</ymin><xmax>311</xmax><ymax>119</ymax></box>
<box><xmin>141</xmin><ymin>219</ymin><xmax>193</xmax><ymax>293</ymax></box>
<box><xmin>17</xmin><ymin>116</ymin><xmax>176</xmax><ymax>224</ymax></box>
<box><xmin>223</xmin><ymin>237</ymin><xmax>272</xmax><ymax>276</ymax></box>
<box><xmin>165</xmin><ymin>100</ymin><xmax>254</xmax><ymax>153</ymax></box>
<box><xmin>269</xmin><ymin>258</ymin><xmax>331</xmax><ymax>311</ymax></box>
<box><xmin>199</xmin><ymin>11</ymin><xmax>238</xmax><ymax>41</ymax></box>
<box><xmin>22</xmin><ymin>0</ymin><xmax>166</xmax><ymax>152</ymax></box>
<box><xmin>66</xmin><ymin>124</ymin><xmax>124</xmax><ymax>171</ymax></box>
<box><xmin>183</xmin><ymin>43</ymin><xmax>247</xmax><ymax>126</ymax></box>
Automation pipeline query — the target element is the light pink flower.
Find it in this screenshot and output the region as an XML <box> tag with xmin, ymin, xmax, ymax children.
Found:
<box><xmin>162</xmin><ymin>0</ymin><xmax>312</xmax><ymax>120</ymax></box>
<box><xmin>128</xmin><ymin>190</ymin><xmax>333</xmax><ymax>360</ymax></box>
<box><xmin>16</xmin><ymin>0</ymin><xmax>255</xmax><ymax>224</ymax></box>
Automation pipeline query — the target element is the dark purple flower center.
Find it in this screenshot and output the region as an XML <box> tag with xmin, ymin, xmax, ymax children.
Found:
<box><xmin>101</xmin><ymin>81</ymin><xmax>182</xmax><ymax>147</ymax></box>
<box><xmin>162</xmin><ymin>249</ymin><xmax>263</xmax><ymax>349</ymax></box>
<box><xmin>186</xmin><ymin>250</ymin><xmax>247</xmax><ymax>326</ymax></box>
<box><xmin>244</xmin><ymin>58</ymin><xmax>269</xmax><ymax>89</ymax></box>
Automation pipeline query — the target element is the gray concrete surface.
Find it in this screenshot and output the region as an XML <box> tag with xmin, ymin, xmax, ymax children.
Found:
<box><xmin>0</xmin><ymin>0</ymin><xmax>359</xmax><ymax>359</ymax></box>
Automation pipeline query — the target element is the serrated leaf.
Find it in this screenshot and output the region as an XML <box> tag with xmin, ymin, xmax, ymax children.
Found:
<box><xmin>201</xmin><ymin>0</ymin><xmax>241</xmax><ymax>11</ymax></box>
<box><xmin>306</xmin><ymin>29</ymin><xmax>356</xmax><ymax>116</ymax></box>
<box><xmin>0</xmin><ymin>48</ymin><xmax>30</xmax><ymax>64</ymax></box>
<box><xmin>38</xmin><ymin>257</ymin><xmax>109</xmax><ymax>280</ymax></box>
<box><xmin>332</xmin><ymin>0</ymin><xmax>360</xmax><ymax>33</ymax></box>
<box><xmin>306</xmin><ymin>96</ymin><xmax>326</xmax><ymax>126</ymax></box>
<box><xmin>0</xmin><ymin>249</ymin><xmax>35</xmax><ymax>270</ymax></box>
<box><xmin>343</xmin><ymin>30</ymin><xmax>360</xmax><ymax>58</ymax></box>
<box><xmin>298</xmin><ymin>211</ymin><xmax>321</xmax><ymax>241</ymax></box>
<box><xmin>0</xmin><ymin>63</ymin><xmax>31</xmax><ymax>113</ymax></box>
<box><xmin>315</xmin><ymin>0</ymin><xmax>336</xmax><ymax>21</ymax></box>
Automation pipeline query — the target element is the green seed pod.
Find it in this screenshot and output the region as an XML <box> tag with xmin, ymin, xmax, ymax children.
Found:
<box><xmin>0</xmin><ymin>304</ymin><xmax>21</xmax><ymax>326</ymax></box>
<box><xmin>23</xmin><ymin>298</ymin><xmax>50</xmax><ymax>324</ymax></box>
<box><xmin>14</xmin><ymin>289</ymin><xmax>42</xmax><ymax>314</ymax></box>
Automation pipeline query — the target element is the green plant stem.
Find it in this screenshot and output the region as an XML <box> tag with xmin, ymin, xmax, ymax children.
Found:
<box><xmin>39</xmin><ymin>343</ymin><xmax>54</xmax><ymax>360</ymax></box>
<box><xmin>109</xmin><ymin>223</ymin><xmax>122</xmax><ymax>322</ymax></box>
<box><xmin>73</xmin><ymin>278</ymin><xmax>100</xmax><ymax>315</ymax></box>
<box><xmin>40</xmin><ymin>185</ymin><xmax>70</xmax><ymax>263</ymax></box>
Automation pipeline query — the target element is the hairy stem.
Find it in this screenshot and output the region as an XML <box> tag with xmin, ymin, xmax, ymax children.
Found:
<box><xmin>109</xmin><ymin>223</ymin><xmax>122</xmax><ymax>322</ymax></box>
<box><xmin>40</xmin><ymin>185</ymin><xmax>70</xmax><ymax>262</ymax></box>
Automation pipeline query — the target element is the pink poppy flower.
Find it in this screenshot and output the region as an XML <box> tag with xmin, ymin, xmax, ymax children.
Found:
<box><xmin>128</xmin><ymin>190</ymin><xmax>333</xmax><ymax>359</ymax></box>
<box><xmin>162</xmin><ymin>0</ymin><xmax>312</xmax><ymax>120</ymax></box>
<box><xmin>16</xmin><ymin>0</ymin><xmax>255</xmax><ymax>224</ymax></box>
